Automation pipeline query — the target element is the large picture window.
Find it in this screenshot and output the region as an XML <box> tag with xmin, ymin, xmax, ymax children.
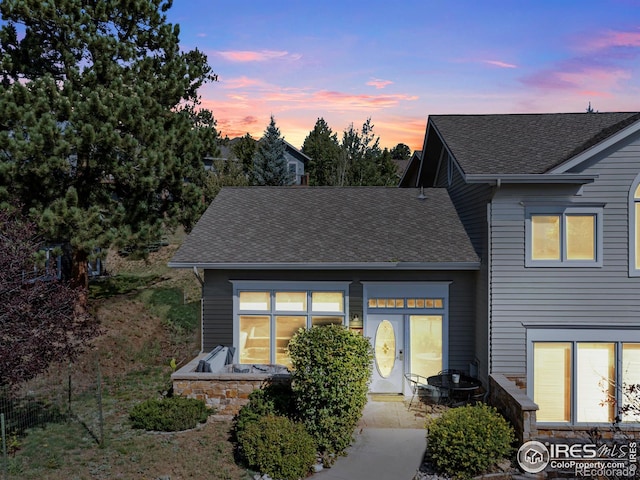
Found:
<box><xmin>530</xmin><ymin>331</ymin><xmax>640</xmax><ymax>424</ymax></box>
<box><xmin>235</xmin><ymin>284</ymin><xmax>347</xmax><ymax>367</ymax></box>
<box><xmin>526</xmin><ymin>207</ymin><xmax>602</xmax><ymax>267</ymax></box>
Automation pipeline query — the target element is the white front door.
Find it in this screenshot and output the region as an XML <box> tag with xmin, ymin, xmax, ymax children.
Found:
<box><xmin>368</xmin><ymin>314</ymin><xmax>404</xmax><ymax>393</ymax></box>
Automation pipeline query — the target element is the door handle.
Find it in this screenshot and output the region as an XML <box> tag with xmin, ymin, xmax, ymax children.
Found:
<box><xmin>398</xmin><ymin>349</ymin><xmax>404</xmax><ymax>361</ymax></box>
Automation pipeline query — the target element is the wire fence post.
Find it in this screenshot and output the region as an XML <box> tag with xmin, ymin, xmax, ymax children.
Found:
<box><xmin>1</xmin><ymin>412</ymin><xmax>7</xmax><ymax>480</ymax></box>
<box><xmin>97</xmin><ymin>359</ymin><xmax>104</xmax><ymax>447</ymax></box>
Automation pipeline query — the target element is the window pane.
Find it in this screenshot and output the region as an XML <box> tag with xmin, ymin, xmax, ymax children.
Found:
<box><xmin>275</xmin><ymin>291</ymin><xmax>306</xmax><ymax>311</ymax></box>
<box><xmin>534</xmin><ymin>343</ymin><xmax>571</xmax><ymax>422</ymax></box>
<box><xmin>407</xmin><ymin>298</ymin><xmax>416</xmax><ymax>308</ymax></box>
<box><xmin>239</xmin><ymin>315</ymin><xmax>270</xmax><ymax>364</ymax></box>
<box><xmin>275</xmin><ymin>316</ymin><xmax>305</xmax><ymax>368</ymax></box>
<box><xmin>434</xmin><ymin>299</ymin><xmax>444</xmax><ymax>308</ymax></box>
<box><xmin>410</xmin><ymin>315</ymin><xmax>442</xmax><ymax>378</ymax></box>
<box><xmin>577</xmin><ymin>343</ymin><xmax>615</xmax><ymax>423</ymax></box>
<box><xmin>567</xmin><ymin>215</ymin><xmax>595</xmax><ymax>260</ymax></box>
<box><xmin>311</xmin><ymin>316</ymin><xmax>342</xmax><ymax>327</ymax></box>
<box><xmin>368</xmin><ymin>299</ymin><xmax>377</xmax><ymax>308</ymax></box>
<box><xmin>622</xmin><ymin>343</ymin><xmax>640</xmax><ymax>422</ymax></box>
<box><xmin>239</xmin><ymin>291</ymin><xmax>270</xmax><ymax>311</ymax></box>
<box><xmin>532</xmin><ymin>215</ymin><xmax>560</xmax><ymax>260</ymax></box>
<box><xmin>312</xmin><ymin>292</ymin><xmax>343</xmax><ymax>312</ymax></box>
<box><xmin>374</xmin><ymin>320</ymin><xmax>396</xmax><ymax>378</ymax></box>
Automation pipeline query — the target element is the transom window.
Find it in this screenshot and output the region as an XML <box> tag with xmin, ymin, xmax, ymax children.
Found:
<box><xmin>236</xmin><ymin>286</ymin><xmax>346</xmax><ymax>367</ymax></box>
<box><xmin>529</xmin><ymin>330</ymin><xmax>640</xmax><ymax>424</ymax></box>
<box><xmin>368</xmin><ymin>298</ymin><xmax>444</xmax><ymax>309</ymax></box>
<box><xmin>525</xmin><ymin>207</ymin><xmax>602</xmax><ymax>267</ymax></box>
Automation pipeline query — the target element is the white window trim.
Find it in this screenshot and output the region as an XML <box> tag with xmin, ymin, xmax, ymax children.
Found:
<box><xmin>629</xmin><ymin>175</ymin><xmax>640</xmax><ymax>276</ymax></box>
<box><xmin>526</xmin><ymin>327</ymin><xmax>640</xmax><ymax>426</ymax></box>
<box><xmin>525</xmin><ymin>206</ymin><xmax>603</xmax><ymax>267</ymax></box>
<box><xmin>231</xmin><ymin>281</ymin><xmax>350</xmax><ymax>364</ymax></box>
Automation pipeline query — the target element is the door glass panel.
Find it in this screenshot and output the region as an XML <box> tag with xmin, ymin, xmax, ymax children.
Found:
<box><xmin>534</xmin><ymin>342</ymin><xmax>571</xmax><ymax>422</ymax></box>
<box><xmin>409</xmin><ymin>315</ymin><xmax>442</xmax><ymax>378</ymax></box>
<box><xmin>275</xmin><ymin>316</ymin><xmax>306</xmax><ymax>368</ymax></box>
<box><xmin>577</xmin><ymin>343</ymin><xmax>615</xmax><ymax>423</ymax></box>
<box><xmin>374</xmin><ymin>320</ymin><xmax>396</xmax><ymax>378</ymax></box>
<box><xmin>239</xmin><ymin>315</ymin><xmax>270</xmax><ymax>364</ymax></box>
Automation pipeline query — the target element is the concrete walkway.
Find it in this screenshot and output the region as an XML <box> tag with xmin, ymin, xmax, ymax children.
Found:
<box><xmin>313</xmin><ymin>395</ymin><xmax>446</xmax><ymax>480</ymax></box>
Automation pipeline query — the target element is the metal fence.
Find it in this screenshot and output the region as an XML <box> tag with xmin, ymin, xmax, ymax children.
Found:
<box><xmin>0</xmin><ymin>359</ymin><xmax>104</xmax><ymax>479</ymax></box>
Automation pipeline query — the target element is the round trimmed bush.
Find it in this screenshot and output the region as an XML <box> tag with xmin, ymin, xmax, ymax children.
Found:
<box><xmin>233</xmin><ymin>382</ymin><xmax>295</xmax><ymax>441</ymax></box>
<box><xmin>129</xmin><ymin>396</ymin><xmax>211</xmax><ymax>432</ymax></box>
<box><xmin>238</xmin><ymin>415</ymin><xmax>317</xmax><ymax>480</ymax></box>
<box><xmin>288</xmin><ymin>324</ymin><xmax>373</xmax><ymax>461</ymax></box>
<box><xmin>427</xmin><ymin>403</ymin><xmax>515</xmax><ymax>480</ymax></box>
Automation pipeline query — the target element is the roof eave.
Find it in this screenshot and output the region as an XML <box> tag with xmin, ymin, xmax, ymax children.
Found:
<box><xmin>168</xmin><ymin>261</ymin><xmax>481</xmax><ymax>271</ymax></box>
<box><xmin>464</xmin><ymin>174</ymin><xmax>597</xmax><ymax>185</ymax></box>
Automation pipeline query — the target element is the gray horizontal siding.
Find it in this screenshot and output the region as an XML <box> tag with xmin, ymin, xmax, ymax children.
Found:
<box><xmin>489</xmin><ymin>131</ymin><xmax>640</xmax><ymax>376</ymax></box>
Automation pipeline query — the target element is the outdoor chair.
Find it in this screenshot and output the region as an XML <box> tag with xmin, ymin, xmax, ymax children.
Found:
<box><xmin>404</xmin><ymin>373</ymin><xmax>436</xmax><ymax>407</ymax></box>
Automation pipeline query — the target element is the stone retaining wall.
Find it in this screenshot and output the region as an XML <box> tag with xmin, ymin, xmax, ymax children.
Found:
<box><xmin>171</xmin><ymin>355</ymin><xmax>291</xmax><ymax>416</ymax></box>
<box><xmin>489</xmin><ymin>373</ymin><xmax>538</xmax><ymax>444</ymax></box>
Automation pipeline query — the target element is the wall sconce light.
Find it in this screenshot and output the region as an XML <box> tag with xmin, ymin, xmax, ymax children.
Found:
<box><xmin>351</xmin><ymin>313</ymin><xmax>362</xmax><ymax>327</ymax></box>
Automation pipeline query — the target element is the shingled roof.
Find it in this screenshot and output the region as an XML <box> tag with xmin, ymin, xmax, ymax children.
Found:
<box><xmin>169</xmin><ymin>187</ymin><xmax>479</xmax><ymax>268</ymax></box>
<box><xmin>430</xmin><ymin>112</ymin><xmax>640</xmax><ymax>175</ymax></box>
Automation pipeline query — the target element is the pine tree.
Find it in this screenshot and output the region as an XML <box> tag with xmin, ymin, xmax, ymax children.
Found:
<box><xmin>302</xmin><ymin>118</ymin><xmax>341</xmax><ymax>186</ymax></box>
<box><xmin>0</xmin><ymin>0</ymin><xmax>218</xmax><ymax>289</ymax></box>
<box><xmin>252</xmin><ymin>116</ymin><xmax>292</xmax><ymax>186</ymax></box>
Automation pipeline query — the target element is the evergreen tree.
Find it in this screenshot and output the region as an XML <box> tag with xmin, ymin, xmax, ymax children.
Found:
<box><xmin>231</xmin><ymin>133</ymin><xmax>257</xmax><ymax>177</ymax></box>
<box><xmin>0</xmin><ymin>0</ymin><xmax>218</xmax><ymax>289</ymax></box>
<box><xmin>340</xmin><ymin>118</ymin><xmax>397</xmax><ymax>186</ymax></box>
<box><xmin>302</xmin><ymin>117</ymin><xmax>341</xmax><ymax>186</ymax></box>
<box><xmin>390</xmin><ymin>143</ymin><xmax>411</xmax><ymax>161</ymax></box>
<box><xmin>252</xmin><ymin>116</ymin><xmax>292</xmax><ymax>186</ymax></box>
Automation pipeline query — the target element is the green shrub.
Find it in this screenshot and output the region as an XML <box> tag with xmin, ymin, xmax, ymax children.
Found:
<box><xmin>427</xmin><ymin>403</ymin><xmax>515</xmax><ymax>479</ymax></box>
<box><xmin>239</xmin><ymin>415</ymin><xmax>316</xmax><ymax>480</ymax></box>
<box><xmin>233</xmin><ymin>382</ymin><xmax>295</xmax><ymax>440</ymax></box>
<box><xmin>288</xmin><ymin>324</ymin><xmax>373</xmax><ymax>462</ymax></box>
<box><xmin>129</xmin><ymin>396</ymin><xmax>211</xmax><ymax>431</ymax></box>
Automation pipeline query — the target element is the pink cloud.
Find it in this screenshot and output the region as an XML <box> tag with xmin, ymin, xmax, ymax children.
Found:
<box><xmin>484</xmin><ymin>60</ymin><xmax>517</xmax><ymax>69</ymax></box>
<box><xmin>222</xmin><ymin>76</ymin><xmax>267</xmax><ymax>89</ymax></box>
<box><xmin>522</xmin><ymin>63</ymin><xmax>630</xmax><ymax>92</ymax></box>
<box><xmin>215</xmin><ymin>50</ymin><xmax>301</xmax><ymax>62</ymax></box>
<box><xmin>581</xmin><ymin>29</ymin><xmax>640</xmax><ymax>51</ymax></box>
<box><xmin>367</xmin><ymin>78</ymin><xmax>394</xmax><ymax>89</ymax></box>
<box><xmin>313</xmin><ymin>90</ymin><xmax>419</xmax><ymax>110</ymax></box>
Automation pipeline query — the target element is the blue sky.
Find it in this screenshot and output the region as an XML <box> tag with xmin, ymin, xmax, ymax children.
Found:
<box><xmin>166</xmin><ymin>1</ymin><xmax>640</xmax><ymax>150</ymax></box>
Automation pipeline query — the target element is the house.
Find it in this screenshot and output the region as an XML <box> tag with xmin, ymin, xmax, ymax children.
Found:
<box><xmin>170</xmin><ymin>111</ymin><xmax>640</xmax><ymax>435</ymax></box>
<box><xmin>401</xmin><ymin>112</ymin><xmax>640</xmax><ymax>433</ymax></box>
<box><xmin>205</xmin><ymin>138</ymin><xmax>310</xmax><ymax>185</ymax></box>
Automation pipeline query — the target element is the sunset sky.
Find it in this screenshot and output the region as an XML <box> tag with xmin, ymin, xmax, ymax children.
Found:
<box><xmin>166</xmin><ymin>1</ymin><xmax>640</xmax><ymax>151</ymax></box>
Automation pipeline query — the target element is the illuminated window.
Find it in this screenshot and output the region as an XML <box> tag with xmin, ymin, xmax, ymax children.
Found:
<box><xmin>532</xmin><ymin>339</ymin><xmax>640</xmax><ymax>424</ymax></box>
<box><xmin>526</xmin><ymin>207</ymin><xmax>601</xmax><ymax>266</ymax></box>
<box><xmin>368</xmin><ymin>298</ymin><xmax>444</xmax><ymax>309</ymax></box>
<box><xmin>235</xmin><ymin>285</ymin><xmax>347</xmax><ymax>366</ymax></box>
<box><xmin>630</xmin><ymin>182</ymin><xmax>640</xmax><ymax>275</ymax></box>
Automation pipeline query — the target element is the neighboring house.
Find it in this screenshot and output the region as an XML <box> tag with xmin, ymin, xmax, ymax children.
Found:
<box><xmin>205</xmin><ymin>138</ymin><xmax>310</xmax><ymax>185</ymax></box>
<box><xmin>170</xmin><ymin>111</ymin><xmax>640</xmax><ymax>433</ymax></box>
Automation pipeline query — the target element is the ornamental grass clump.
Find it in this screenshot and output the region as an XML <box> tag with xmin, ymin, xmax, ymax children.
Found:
<box><xmin>288</xmin><ymin>324</ymin><xmax>373</xmax><ymax>463</ymax></box>
<box><xmin>427</xmin><ymin>403</ymin><xmax>515</xmax><ymax>480</ymax></box>
<box><xmin>238</xmin><ymin>415</ymin><xmax>317</xmax><ymax>480</ymax></box>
